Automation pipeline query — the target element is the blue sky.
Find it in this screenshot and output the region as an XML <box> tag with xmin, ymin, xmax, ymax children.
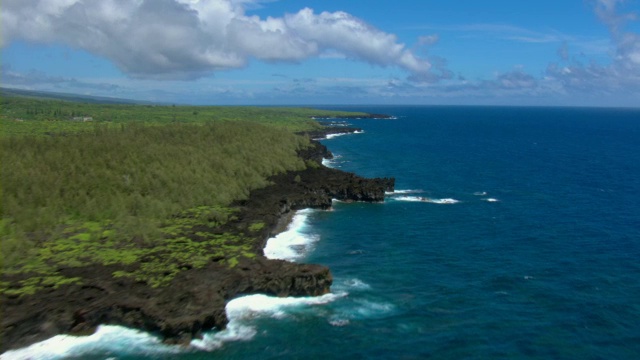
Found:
<box><xmin>2</xmin><ymin>0</ymin><xmax>640</xmax><ymax>106</ymax></box>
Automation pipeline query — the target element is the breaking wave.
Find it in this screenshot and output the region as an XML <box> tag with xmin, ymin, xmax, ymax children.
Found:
<box><xmin>191</xmin><ymin>292</ymin><xmax>345</xmax><ymax>351</ymax></box>
<box><xmin>263</xmin><ymin>209</ymin><xmax>319</xmax><ymax>262</ymax></box>
<box><xmin>325</xmin><ymin>130</ymin><xmax>364</xmax><ymax>139</ymax></box>
<box><xmin>325</xmin><ymin>133</ymin><xmax>348</xmax><ymax>139</ymax></box>
<box><xmin>0</xmin><ymin>325</ymin><xmax>181</xmax><ymax>360</ymax></box>
<box><xmin>385</xmin><ymin>189</ymin><xmax>423</xmax><ymax>195</ymax></box>
<box><xmin>393</xmin><ymin>196</ymin><xmax>460</xmax><ymax>204</ymax></box>
<box><xmin>322</xmin><ymin>154</ymin><xmax>345</xmax><ymax>168</ymax></box>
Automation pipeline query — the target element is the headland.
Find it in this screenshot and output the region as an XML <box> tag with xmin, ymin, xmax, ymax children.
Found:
<box><xmin>0</xmin><ymin>124</ymin><xmax>394</xmax><ymax>352</ymax></box>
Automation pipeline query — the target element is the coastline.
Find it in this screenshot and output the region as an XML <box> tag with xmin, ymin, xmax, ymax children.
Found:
<box><xmin>0</xmin><ymin>126</ymin><xmax>394</xmax><ymax>354</ymax></box>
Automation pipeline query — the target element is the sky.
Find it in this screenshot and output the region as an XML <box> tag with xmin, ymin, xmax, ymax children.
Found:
<box><xmin>2</xmin><ymin>0</ymin><xmax>640</xmax><ymax>107</ymax></box>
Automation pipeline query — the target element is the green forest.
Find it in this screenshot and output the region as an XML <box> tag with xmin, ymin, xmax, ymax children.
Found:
<box><xmin>1</xmin><ymin>95</ymin><xmax>366</xmax><ymax>135</ymax></box>
<box><xmin>0</xmin><ymin>94</ymin><xmax>363</xmax><ymax>294</ymax></box>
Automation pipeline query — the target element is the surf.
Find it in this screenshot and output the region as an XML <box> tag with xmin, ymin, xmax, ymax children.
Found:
<box><xmin>263</xmin><ymin>209</ymin><xmax>319</xmax><ymax>262</ymax></box>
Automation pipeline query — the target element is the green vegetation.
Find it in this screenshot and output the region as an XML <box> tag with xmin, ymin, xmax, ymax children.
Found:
<box><xmin>1</xmin><ymin>121</ymin><xmax>309</xmax><ymax>294</ymax></box>
<box><xmin>0</xmin><ymin>93</ymin><xmax>366</xmax><ymax>295</ymax></box>
<box><xmin>248</xmin><ymin>221</ymin><xmax>266</xmax><ymax>232</ymax></box>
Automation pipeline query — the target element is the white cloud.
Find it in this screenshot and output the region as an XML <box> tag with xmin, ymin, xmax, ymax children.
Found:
<box><xmin>418</xmin><ymin>34</ymin><xmax>439</xmax><ymax>46</ymax></box>
<box><xmin>545</xmin><ymin>0</ymin><xmax>640</xmax><ymax>95</ymax></box>
<box><xmin>594</xmin><ymin>0</ymin><xmax>636</xmax><ymax>30</ymax></box>
<box><xmin>1</xmin><ymin>0</ymin><xmax>433</xmax><ymax>80</ymax></box>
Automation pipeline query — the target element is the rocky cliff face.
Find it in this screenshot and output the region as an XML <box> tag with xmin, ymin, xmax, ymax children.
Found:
<box><xmin>68</xmin><ymin>258</ymin><xmax>332</xmax><ymax>345</ymax></box>
<box><xmin>239</xmin><ymin>142</ymin><xmax>394</xmax><ymax>253</ymax></box>
<box><xmin>2</xmin><ymin>258</ymin><xmax>333</xmax><ymax>349</ymax></box>
<box><xmin>1</xmin><ymin>138</ymin><xmax>393</xmax><ymax>352</ymax></box>
<box><xmin>296</xmin><ymin>138</ymin><xmax>334</xmax><ymax>163</ymax></box>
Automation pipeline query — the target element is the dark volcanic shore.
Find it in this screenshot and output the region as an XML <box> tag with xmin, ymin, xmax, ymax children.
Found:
<box><xmin>0</xmin><ymin>127</ymin><xmax>394</xmax><ymax>352</ymax></box>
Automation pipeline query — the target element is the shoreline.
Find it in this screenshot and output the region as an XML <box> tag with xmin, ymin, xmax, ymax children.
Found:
<box><xmin>0</xmin><ymin>126</ymin><xmax>394</xmax><ymax>354</ymax></box>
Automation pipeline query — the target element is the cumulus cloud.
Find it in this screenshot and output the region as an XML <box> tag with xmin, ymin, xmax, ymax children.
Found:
<box><xmin>595</xmin><ymin>0</ymin><xmax>640</xmax><ymax>68</ymax></box>
<box><xmin>407</xmin><ymin>56</ymin><xmax>453</xmax><ymax>83</ymax></box>
<box><xmin>1</xmin><ymin>0</ymin><xmax>434</xmax><ymax>80</ymax></box>
<box><xmin>490</xmin><ymin>70</ymin><xmax>538</xmax><ymax>90</ymax></box>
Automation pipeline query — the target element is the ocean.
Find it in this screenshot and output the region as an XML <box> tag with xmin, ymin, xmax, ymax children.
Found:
<box><xmin>4</xmin><ymin>106</ymin><xmax>640</xmax><ymax>359</ymax></box>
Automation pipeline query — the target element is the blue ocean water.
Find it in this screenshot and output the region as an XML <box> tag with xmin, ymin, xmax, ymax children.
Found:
<box><xmin>5</xmin><ymin>106</ymin><xmax>640</xmax><ymax>359</ymax></box>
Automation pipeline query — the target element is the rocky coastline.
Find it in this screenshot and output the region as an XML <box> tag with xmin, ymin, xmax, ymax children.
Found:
<box><xmin>0</xmin><ymin>126</ymin><xmax>394</xmax><ymax>353</ymax></box>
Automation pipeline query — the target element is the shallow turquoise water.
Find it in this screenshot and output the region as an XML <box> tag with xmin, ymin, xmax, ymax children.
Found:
<box><xmin>6</xmin><ymin>106</ymin><xmax>640</xmax><ymax>359</ymax></box>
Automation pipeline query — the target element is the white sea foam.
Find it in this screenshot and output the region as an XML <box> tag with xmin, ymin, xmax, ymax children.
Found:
<box><xmin>473</xmin><ymin>191</ymin><xmax>487</xmax><ymax>196</ymax></box>
<box><xmin>263</xmin><ymin>209</ymin><xmax>318</xmax><ymax>262</ymax></box>
<box><xmin>352</xmin><ymin>300</ymin><xmax>395</xmax><ymax>318</ymax></box>
<box><xmin>325</xmin><ymin>132</ymin><xmax>349</xmax><ymax>139</ymax></box>
<box><xmin>191</xmin><ymin>292</ymin><xmax>344</xmax><ymax>351</ymax></box>
<box><xmin>0</xmin><ymin>325</ymin><xmax>181</xmax><ymax>360</ymax></box>
<box><xmin>394</xmin><ymin>196</ymin><xmax>459</xmax><ymax>204</ymax></box>
<box><xmin>336</xmin><ymin>278</ymin><xmax>371</xmax><ymax>291</ymax></box>
<box><xmin>191</xmin><ymin>321</ymin><xmax>256</xmax><ymax>351</ymax></box>
<box><xmin>325</xmin><ymin>130</ymin><xmax>363</xmax><ymax>139</ymax></box>
<box><xmin>483</xmin><ymin>198</ymin><xmax>499</xmax><ymax>202</ymax></box>
<box><xmin>394</xmin><ymin>196</ymin><xmax>424</xmax><ymax>202</ymax></box>
<box><xmin>328</xmin><ymin>298</ymin><xmax>396</xmax><ymax>327</ymax></box>
<box><xmin>385</xmin><ymin>189</ymin><xmax>423</xmax><ymax>195</ymax></box>
<box><xmin>321</xmin><ymin>154</ymin><xmax>343</xmax><ymax>168</ymax></box>
<box><xmin>227</xmin><ymin>293</ymin><xmax>344</xmax><ymax>318</ymax></box>
<box><xmin>429</xmin><ymin>198</ymin><xmax>460</xmax><ymax>204</ymax></box>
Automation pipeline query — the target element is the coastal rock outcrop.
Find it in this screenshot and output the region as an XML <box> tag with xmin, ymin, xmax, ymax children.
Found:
<box><xmin>1</xmin><ymin>258</ymin><xmax>333</xmax><ymax>350</ymax></box>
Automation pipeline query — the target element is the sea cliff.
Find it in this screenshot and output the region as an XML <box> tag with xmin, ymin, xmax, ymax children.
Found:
<box><xmin>0</xmin><ymin>128</ymin><xmax>394</xmax><ymax>352</ymax></box>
